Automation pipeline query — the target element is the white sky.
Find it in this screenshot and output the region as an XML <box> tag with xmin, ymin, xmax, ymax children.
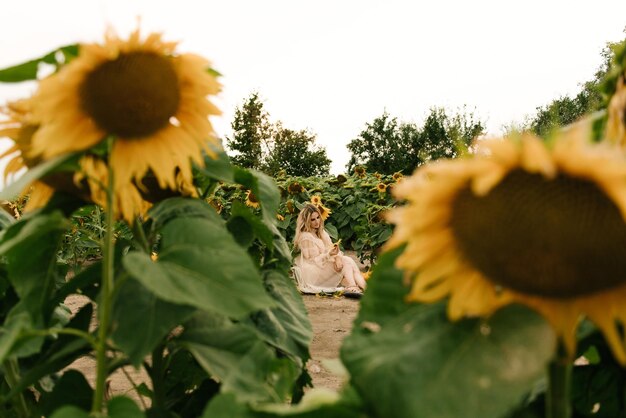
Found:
<box><xmin>1</xmin><ymin>0</ymin><xmax>625</xmax><ymax>174</ymax></box>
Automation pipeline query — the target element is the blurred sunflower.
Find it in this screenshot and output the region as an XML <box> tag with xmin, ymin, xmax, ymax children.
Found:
<box><xmin>318</xmin><ymin>204</ymin><xmax>332</xmax><ymax>221</ymax></box>
<box><xmin>310</xmin><ymin>195</ymin><xmax>322</xmax><ymax>206</ymax></box>
<box><xmin>286</xmin><ymin>200</ymin><xmax>295</xmax><ymax>214</ymax></box>
<box><xmin>0</xmin><ymin>101</ymin><xmax>74</xmax><ymax>211</ymax></box>
<box><xmin>245</xmin><ymin>190</ymin><xmax>260</xmax><ymax>209</ymax></box>
<box><xmin>354</xmin><ymin>165</ymin><xmax>366</xmax><ymax>177</ymax></box>
<box><xmin>387</xmin><ymin>127</ymin><xmax>626</xmax><ymax>363</ymax></box>
<box><xmin>374</xmin><ymin>172</ymin><xmax>382</xmax><ymax>180</ymax></box>
<box><xmin>392</xmin><ymin>171</ymin><xmax>403</xmax><ymax>181</ymax></box>
<box><xmin>276</xmin><ymin>213</ymin><xmax>285</xmax><ymax>221</ymax></box>
<box><xmin>207</xmin><ymin>198</ymin><xmax>223</xmax><ymax>214</ymax></box>
<box><xmin>287</xmin><ymin>181</ymin><xmax>304</xmax><ymax>194</ymax></box>
<box><xmin>335</xmin><ymin>174</ymin><xmax>347</xmax><ymax>184</ymax></box>
<box><xmin>27</xmin><ymin>28</ymin><xmax>221</xmax><ymax>206</ymax></box>
<box><xmin>376</xmin><ymin>183</ymin><xmax>387</xmax><ymax>193</ymax></box>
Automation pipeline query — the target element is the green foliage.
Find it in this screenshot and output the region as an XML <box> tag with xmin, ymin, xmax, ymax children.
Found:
<box><xmin>524</xmin><ymin>35</ymin><xmax>626</xmax><ymax>138</ymax></box>
<box><xmin>226</xmin><ymin>92</ymin><xmax>271</xmax><ymax>170</ymax></box>
<box><xmin>263</xmin><ymin>126</ymin><xmax>331</xmax><ymax>177</ymax></box>
<box><xmin>0</xmin><ymin>44</ymin><xmax>78</xmax><ymax>83</ymax></box>
<box><xmin>225</xmin><ymin>93</ymin><xmax>331</xmax><ymax>177</ymax></box>
<box><xmin>0</xmin><ymin>158</ymin><xmax>313</xmax><ymax>416</ymax></box>
<box><xmin>346</xmin><ymin>107</ymin><xmax>484</xmax><ymax>174</ymax></box>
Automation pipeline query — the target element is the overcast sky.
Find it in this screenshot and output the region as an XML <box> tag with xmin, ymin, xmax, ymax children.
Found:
<box><xmin>1</xmin><ymin>0</ymin><xmax>625</xmax><ymax>173</ymax></box>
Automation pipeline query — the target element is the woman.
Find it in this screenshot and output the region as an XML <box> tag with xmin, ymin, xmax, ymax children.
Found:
<box><xmin>292</xmin><ymin>204</ymin><xmax>367</xmax><ymax>294</ymax></box>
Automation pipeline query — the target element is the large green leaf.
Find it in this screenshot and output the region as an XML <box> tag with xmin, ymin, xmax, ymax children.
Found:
<box><xmin>107</xmin><ymin>396</ymin><xmax>145</xmax><ymax>418</ymax></box>
<box><xmin>198</xmin><ymin>148</ymin><xmax>235</xmax><ymax>183</ymax></box>
<box><xmin>0</xmin><ymin>212</ymin><xmax>68</xmax><ymax>323</ymax></box>
<box><xmin>39</xmin><ymin>369</ymin><xmax>93</xmax><ymax>417</ymax></box>
<box><xmin>201</xmin><ymin>392</ymin><xmax>363</xmax><ymax>418</ymax></box>
<box><xmin>0</xmin><ymin>44</ymin><xmax>78</xmax><ymax>82</ymax></box>
<box><xmin>111</xmin><ymin>279</ymin><xmax>196</xmax><ymax>366</ymax></box>
<box><xmin>148</xmin><ymin>197</ymin><xmax>217</xmax><ymax>230</ymax></box>
<box><xmin>49</xmin><ymin>406</ymin><xmax>90</xmax><ymax>418</ymax></box>
<box><xmin>124</xmin><ymin>216</ymin><xmax>274</xmax><ymax>318</ymax></box>
<box><xmin>0</xmin><ymin>311</ymin><xmax>31</xmax><ymax>363</ymax></box>
<box><xmin>245</xmin><ymin>271</ymin><xmax>312</xmax><ymax>363</ymax></box>
<box><xmin>228</xmin><ymin>200</ymin><xmax>274</xmax><ymax>248</ymax></box>
<box><xmin>179</xmin><ymin>312</ymin><xmax>259</xmax><ymax>380</ymax></box>
<box><xmin>180</xmin><ymin>313</ymin><xmax>301</xmax><ymax>403</ymax></box>
<box><xmin>342</xmin><ymin>249</ymin><xmax>556</xmax><ymax>418</ymax></box>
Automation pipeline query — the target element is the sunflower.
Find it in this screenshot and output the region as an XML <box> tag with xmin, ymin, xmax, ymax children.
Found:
<box><xmin>386</xmin><ymin>126</ymin><xmax>626</xmax><ymax>363</ymax></box>
<box><xmin>392</xmin><ymin>171</ymin><xmax>403</xmax><ymax>181</ymax></box>
<box><xmin>207</xmin><ymin>198</ymin><xmax>223</xmax><ymax>214</ymax></box>
<box><xmin>335</xmin><ymin>174</ymin><xmax>347</xmax><ymax>184</ymax></box>
<box><xmin>310</xmin><ymin>195</ymin><xmax>322</xmax><ymax>206</ymax></box>
<box><xmin>376</xmin><ymin>183</ymin><xmax>387</xmax><ymax>193</ymax></box>
<box><xmin>318</xmin><ymin>204</ymin><xmax>332</xmax><ymax>221</ymax></box>
<box><xmin>286</xmin><ymin>200</ymin><xmax>295</xmax><ymax>214</ymax></box>
<box><xmin>287</xmin><ymin>181</ymin><xmax>304</xmax><ymax>194</ymax></box>
<box><xmin>0</xmin><ymin>101</ymin><xmax>70</xmax><ymax>212</ymax></box>
<box><xmin>27</xmin><ymin>28</ymin><xmax>221</xmax><ymax>212</ymax></box>
<box><xmin>354</xmin><ymin>166</ymin><xmax>366</xmax><ymax>177</ymax></box>
<box><xmin>245</xmin><ymin>190</ymin><xmax>260</xmax><ymax>209</ymax></box>
<box><xmin>276</xmin><ymin>213</ymin><xmax>285</xmax><ymax>221</ymax></box>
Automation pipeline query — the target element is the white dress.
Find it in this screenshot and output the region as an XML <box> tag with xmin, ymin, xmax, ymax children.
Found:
<box><xmin>293</xmin><ymin>231</ymin><xmax>360</xmax><ymax>294</ymax></box>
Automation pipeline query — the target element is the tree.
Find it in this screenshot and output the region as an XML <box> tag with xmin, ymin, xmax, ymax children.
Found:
<box><xmin>225</xmin><ymin>92</ymin><xmax>272</xmax><ymax>169</ymax></box>
<box><xmin>346</xmin><ymin>108</ymin><xmax>484</xmax><ymax>174</ymax></box>
<box><xmin>346</xmin><ymin>112</ymin><xmax>418</xmax><ymax>174</ymax></box>
<box><xmin>263</xmin><ymin>125</ymin><xmax>331</xmax><ymax>177</ymax></box>
<box><xmin>525</xmin><ymin>38</ymin><xmax>618</xmax><ymax>137</ymax></box>
<box><xmin>415</xmin><ymin>107</ymin><xmax>484</xmax><ymax>163</ymax></box>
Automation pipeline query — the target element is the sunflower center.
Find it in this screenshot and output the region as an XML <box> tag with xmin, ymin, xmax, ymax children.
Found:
<box><xmin>450</xmin><ymin>169</ymin><xmax>626</xmax><ymax>298</ymax></box>
<box><xmin>80</xmin><ymin>52</ymin><xmax>180</xmax><ymax>138</ymax></box>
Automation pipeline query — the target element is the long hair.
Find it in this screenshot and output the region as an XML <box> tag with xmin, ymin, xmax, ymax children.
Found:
<box><xmin>294</xmin><ymin>204</ymin><xmax>324</xmax><ymax>249</ymax></box>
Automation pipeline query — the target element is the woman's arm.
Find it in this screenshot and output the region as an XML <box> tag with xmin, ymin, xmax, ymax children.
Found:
<box><xmin>299</xmin><ymin>239</ymin><xmax>330</xmax><ymax>264</ymax></box>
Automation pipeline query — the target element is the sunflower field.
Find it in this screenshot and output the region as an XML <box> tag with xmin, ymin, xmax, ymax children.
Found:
<box><xmin>1</xmin><ymin>28</ymin><xmax>626</xmax><ymax>418</ymax></box>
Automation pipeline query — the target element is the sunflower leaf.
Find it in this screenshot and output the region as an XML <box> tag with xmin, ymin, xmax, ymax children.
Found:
<box><xmin>0</xmin><ymin>44</ymin><xmax>78</xmax><ymax>82</ymax></box>
<box><xmin>124</xmin><ymin>216</ymin><xmax>275</xmax><ymax>318</ymax></box>
<box><xmin>342</xmin><ymin>250</ymin><xmax>557</xmax><ymax>418</ymax></box>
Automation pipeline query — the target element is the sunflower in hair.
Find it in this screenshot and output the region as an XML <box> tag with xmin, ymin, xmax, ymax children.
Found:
<box><xmin>27</xmin><ymin>28</ymin><xmax>221</xmax><ymax>215</ymax></box>
<box><xmin>387</xmin><ymin>125</ymin><xmax>626</xmax><ymax>363</ymax></box>
<box><xmin>318</xmin><ymin>204</ymin><xmax>332</xmax><ymax>221</ymax></box>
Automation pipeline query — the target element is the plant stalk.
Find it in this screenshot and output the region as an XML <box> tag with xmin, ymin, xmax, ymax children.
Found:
<box><xmin>91</xmin><ymin>157</ymin><xmax>116</xmax><ymax>414</ymax></box>
<box><xmin>2</xmin><ymin>360</ymin><xmax>29</xmax><ymax>418</ymax></box>
<box><xmin>546</xmin><ymin>343</ymin><xmax>572</xmax><ymax>418</ymax></box>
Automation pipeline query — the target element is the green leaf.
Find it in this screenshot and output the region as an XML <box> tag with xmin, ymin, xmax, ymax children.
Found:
<box><xmin>49</xmin><ymin>406</ymin><xmax>90</xmax><ymax>418</ymax></box>
<box><xmin>179</xmin><ymin>312</ymin><xmax>259</xmax><ymax>380</ymax></box>
<box><xmin>124</xmin><ymin>217</ymin><xmax>274</xmax><ymax>318</ymax></box>
<box><xmin>324</xmin><ymin>223</ymin><xmax>338</xmax><ymax>241</ymax></box>
<box><xmin>198</xmin><ymin>148</ymin><xmax>234</xmax><ymax>183</ymax></box>
<box><xmin>112</xmin><ymin>279</ymin><xmax>195</xmax><ymax>366</ymax></box>
<box><xmin>220</xmin><ymin>342</ymin><xmax>300</xmax><ymax>403</ymax></box>
<box><xmin>107</xmin><ymin>396</ymin><xmax>145</xmax><ymax>418</ymax></box>
<box><xmin>229</xmin><ymin>200</ymin><xmax>274</xmax><ymax>248</ymax></box>
<box><xmin>0</xmin><ymin>44</ymin><xmax>78</xmax><ymax>82</ymax></box>
<box><xmin>0</xmin><ymin>311</ymin><xmax>31</xmax><ymax>363</ymax></box>
<box><xmin>202</xmin><ymin>391</ymin><xmax>363</xmax><ymax>418</ymax></box>
<box><xmin>0</xmin><ymin>211</ymin><xmax>68</xmax><ymax>321</ymax></box>
<box><xmin>0</xmin><ymin>154</ymin><xmax>78</xmax><ymax>201</ymax></box>
<box><xmin>148</xmin><ymin>197</ymin><xmax>218</xmax><ymax>231</ymax></box>
<box><xmin>40</xmin><ymin>369</ymin><xmax>93</xmax><ymax>417</ymax></box>
<box><xmin>343</xmin><ymin>302</ymin><xmax>555</xmax><ymax>418</ymax></box>
<box><xmin>245</xmin><ymin>271</ymin><xmax>312</xmax><ymax>363</ymax></box>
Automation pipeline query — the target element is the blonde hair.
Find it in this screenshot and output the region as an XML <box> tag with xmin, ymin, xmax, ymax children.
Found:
<box><xmin>294</xmin><ymin>204</ymin><xmax>324</xmax><ymax>249</ymax></box>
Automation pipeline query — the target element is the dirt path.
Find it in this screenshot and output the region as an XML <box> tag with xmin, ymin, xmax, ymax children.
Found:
<box><xmin>302</xmin><ymin>295</ymin><xmax>360</xmax><ymax>391</ymax></box>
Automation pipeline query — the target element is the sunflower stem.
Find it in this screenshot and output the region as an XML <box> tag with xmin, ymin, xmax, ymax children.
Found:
<box><xmin>2</xmin><ymin>359</ymin><xmax>30</xmax><ymax>418</ymax></box>
<box><xmin>546</xmin><ymin>343</ymin><xmax>572</xmax><ymax>418</ymax></box>
<box><xmin>92</xmin><ymin>144</ymin><xmax>116</xmax><ymax>414</ymax></box>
